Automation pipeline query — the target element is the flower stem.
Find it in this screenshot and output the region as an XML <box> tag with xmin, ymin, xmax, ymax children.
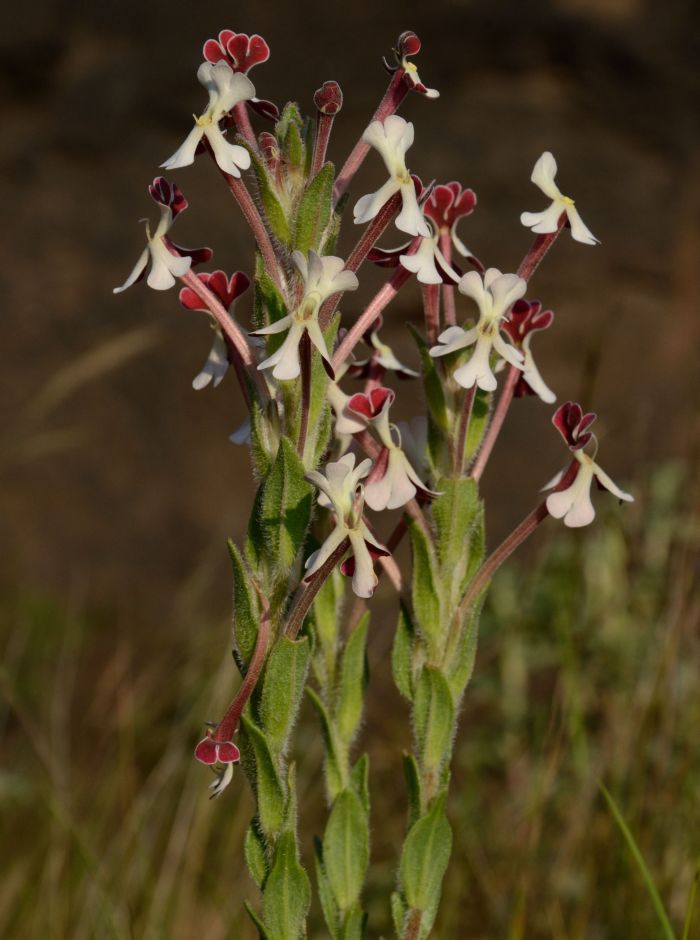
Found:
<box><xmin>233</xmin><ymin>102</ymin><xmax>258</xmax><ymax>151</ymax></box>
<box><xmin>470</xmin><ymin>364</ymin><xmax>519</xmax><ymax>481</ymax></box>
<box><xmin>517</xmin><ymin>215</ymin><xmax>566</xmax><ymax>282</ymax></box>
<box><xmin>422</xmin><ymin>283</ymin><xmax>440</xmax><ymax>345</ymax></box>
<box><xmin>439</xmin><ymin>232</ymin><xmax>457</xmax><ymax>327</ymax></box>
<box><xmin>333</xmin><ymin>70</ymin><xmax>409</xmax><ymax>204</ymax></box>
<box><xmin>285</xmin><ymin>537</ymin><xmax>351</xmax><ymax>640</ymax></box>
<box><xmin>297</xmin><ymin>332</ymin><xmax>312</xmax><ymax>460</ymax></box>
<box><xmin>212</xmin><ymin>591</ymin><xmax>271</xmax><ymax>742</ymax></box>
<box><xmin>311</xmin><ymin>112</ymin><xmax>334</xmax><ymax>178</ymax></box>
<box><xmin>331</xmin><ymin>256</ymin><xmax>416</xmax><ymax>372</ymax></box>
<box><xmin>453</xmin><ymin>385</ymin><xmax>476</xmax><ymax>476</ymax></box>
<box><xmin>318</xmin><ymin>192</ymin><xmax>402</xmax><ymax>330</ymax></box>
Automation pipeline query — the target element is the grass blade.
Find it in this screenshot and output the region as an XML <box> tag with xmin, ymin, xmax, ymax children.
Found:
<box><xmin>681</xmin><ymin>857</ymin><xmax>699</xmax><ymax>940</ymax></box>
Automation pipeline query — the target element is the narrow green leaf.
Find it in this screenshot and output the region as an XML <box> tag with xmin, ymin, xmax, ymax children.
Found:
<box><xmin>413</xmin><ymin>668</ymin><xmax>455</xmax><ymax>778</ymax></box>
<box><xmin>350</xmin><ymin>754</ymin><xmax>370</xmax><ymax>817</ymax></box>
<box><xmin>444</xmin><ymin>599</ymin><xmax>483</xmax><ymax>703</ymax></box>
<box><xmin>261</xmin><ymin>636</ymin><xmax>311</xmax><ymax>757</ymax></box>
<box><xmin>250</xmin><ymin>398</ymin><xmax>276</xmax><ymax>479</ymax></box>
<box><xmin>432</xmin><ymin>478</ymin><xmax>481</xmax><ymax>604</ymax></box>
<box><xmin>323</xmin><ymin>789</ymin><xmax>370</xmax><ymax>913</ymax></box>
<box><xmin>245</xmin><ymin>822</ymin><xmax>269</xmax><ymax>889</ymax></box>
<box><xmin>294</xmin><ymin>162</ymin><xmax>334</xmax><ymax>254</ymax></box>
<box><xmin>253</xmin><ymin>265</ymin><xmax>287</xmax><ymax>332</ymax></box>
<box><xmin>307</xmin><ymin>686</ymin><xmax>345</xmax><ymax>799</ymax></box>
<box><xmin>340</xmin><ymin>906</ymin><xmax>365</xmax><ymax>940</ymax></box>
<box><xmin>681</xmin><ymin>857</ymin><xmax>700</xmax><ymax>940</ymax></box>
<box><xmin>314</xmin><ymin>839</ymin><xmax>340</xmax><ymax>940</ymax></box>
<box><xmin>250</xmin><ymin>436</ymin><xmax>313</xmax><ymax>574</ymax></box>
<box><xmin>336</xmin><ymin>613</ymin><xmax>369</xmax><ymax>745</ymax></box>
<box><xmin>391</xmin><ymin>892</ymin><xmax>407</xmax><ymax>939</ymax></box>
<box><xmin>408</xmin><ymin>519</ymin><xmax>444</xmax><ymax>657</ymax></box>
<box><xmin>244</xmin><ymin>902</ymin><xmax>271</xmax><ymax>940</ymax></box>
<box><xmin>465</xmin><ymin>388</ymin><xmax>490</xmax><ymax>460</ymax></box>
<box><xmin>241</xmin><ymin>714</ymin><xmax>285</xmax><ymax>839</ymax></box>
<box><xmin>228</xmin><ymin>540</ymin><xmax>259</xmax><ymax>663</ymax></box>
<box><xmin>402</xmin><ymin>753</ymin><xmax>423</xmax><ymax>827</ymax></box>
<box><xmin>263</xmin><ymin>831</ymin><xmax>311</xmax><ymax>940</ymax></box>
<box><xmin>601</xmin><ymin>784</ymin><xmax>677</xmax><ymax>940</ymax></box>
<box><xmin>392</xmin><ymin>603</ymin><xmax>416</xmax><ymax>701</ymax></box>
<box><xmin>249</xmin><ymin>149</ymin><xmax>291</xmax><ymax>245</ymax></box>
<box><xmin>399</xmin><ymin>795</ymin><xmax>453</xmax><ymax>916</ymax></box>
<box><xmin>408</xmin><ymin>325</ymin><xmax>449</xmax><ymax>433</ymax></box>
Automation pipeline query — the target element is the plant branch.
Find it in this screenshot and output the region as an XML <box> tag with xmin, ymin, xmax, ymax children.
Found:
<box><xmin>422</xmin><ymin>283</ymin><xmax>440</xmax><ymax>345</ymax></box>
<box><xmin>470</xmin><ymin>365</ymin><xmax>520</xmax><ymax>481</ymax></box>
<box><xmin>297</xmin><ymin>333</ymin><xmax>312</xmax><ymax>460</ymax></box>
<box><xmin>517</xmin><ymin>215</ymin><xmax>566</xmax><ymax>282</ymax></box>
<box><xmin>453</xmin><ymin>385</ymin><xmax>476</xmax><ymax>477</ymax></box>
<box><xmin>285</xmin><ymin>537</ymin><xmax>351</xmax><ymax>640</ymax></box>
<box><xmin>439</xmin><ymin>232</ymin><xmax>457</xmax><ymax>327</ymax></box>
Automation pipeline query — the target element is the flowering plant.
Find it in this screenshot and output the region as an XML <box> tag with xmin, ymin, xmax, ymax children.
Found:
<box><xmin>114</xmin><ymin>27</ymin><xmax>632</xmax><ymax>940</ymax></box>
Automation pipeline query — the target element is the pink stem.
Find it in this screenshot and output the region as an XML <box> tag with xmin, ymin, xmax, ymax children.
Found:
<box><xmin>212</xmin><ymin>593</ymin><xmax>271</xmax><ymax>742</ymax></box>
<box><xmin>318</xmin><ymin>192</ymin><xmax>402</xmax><ymax>329</ymax></box>
<box><xmin>331</xmin><ymin>250</ymin><xmax>416</xmax><ymax>372</ymax></box>
<box><xmin>470</xmin><ymin>365</ymin><xmax>519</xmax><ymax>482</ymax></box>
<box><xmin>311</xmin><ymin>112</ymin><xmax>334</xmax><ymax>178</ymax></box>
<box><xmin>233</xmin><ymin>102</ymin><xmax>257</xmax><ymax>151</ymax></box>
<box><xmin>517</xmin><ymin>215</ymin><xmax>566</xmax><ymax>282</ymax></box>
<box><xmin>439</xmin><ymin>232</ymin><xmax>457</xmax><ymax>327</ymax></box>
<box><xmin>422</xmin><ymin>283</ymin><xmax>440</xmax><ymax>345</ymax></box>
<box><xmin>297</xmin><ymin>333</ymin><xmax>312</xmax><ymax>459</ymax></box>
<box><xmin>332</xmin><ymin>70</ymin><xmax>409</xmax><ymax>204</ymax></box>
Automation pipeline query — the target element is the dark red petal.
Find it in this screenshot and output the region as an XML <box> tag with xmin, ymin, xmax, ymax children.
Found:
<box><xmin>398</xmin><ymin>30</ymin><xmax>422</xmax><ymax>57</ymax></box>
<box><xmin>369</xmin><ymin>386</ymin><xmax>394</xmax><ymax>415</ymax></box>
<box><xmin>452</xmin><ymin>188</ymin><xmax>477</xmax><ymax>218</ymax></box>
<box><xmin>367</xmin><ymin>245</ymin><xmax>404</xmax><ymax>268</ymax></box>
<box><xmin>194</xmin><ymin>737</ymin><xmax>219</xmax><ymax>764</ymax></box>
<box><xmin>313</xmin><ymin>80</ymin><xmax>343</xmax><ymax>115</ymax></box>
<box><xmin>367</xmin><ymin>541</ymin><xmax>390</xmax><ymax>559</ymax></box>
<box><xmin>552</xmin><ymin>402</ymin><xmax>579</xmax><ymax>445</ymax></box>
<box><xmin>249</xmin><ymin>98</ymin><xmax>279</xmax><ymax>121</ymax></box>
<box><xmin>340</xmin><ymin>556</ymin><xmax>355</xmax><ymax>576</ymax></box>
<box><xmin>347</xmin><ymin>393</ymin><xmax>374</xmax><ymax>419</ymax></box>
<box><xmin>170</xmin><ymin>243</ymin><xmax>213</xmax><ymax>266</ymax></box>
<box><xmin>179</xmin><ymin>283</ymin><xmax>207</xmax><ymax>311</ymax></box>
<box><xmin>203</xmin><ymin>39</ymin><xmax>227</xmax><ymax>64</ymax></box>
<box><xmin>215</xmin><ymin>740</ymin><xmax>241</xmax><ymax>763</ymax></box>
<box><xmin>218</xmin><ymin>30</ymin><xmax>235</xmax><ymax>47</ymax></box>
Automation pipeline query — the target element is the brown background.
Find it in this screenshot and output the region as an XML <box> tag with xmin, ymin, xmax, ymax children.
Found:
<box><xmin>2</xmin><ymin>0</ymin><xmax>699</xmax><ymax>621</ymax></box>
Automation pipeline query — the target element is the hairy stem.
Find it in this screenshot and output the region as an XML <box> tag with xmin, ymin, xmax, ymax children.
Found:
<box><xmin>517</xmin><ymin>215</ymin><xmax>566</xmax><ymax>282</ymax></box>
<box><xmin>453</xmin><ymin>385</ymin><xmax>476</xmax><ymax>477</ymax></box>
<box><xmin>470</xmin><ymin>365</ymin><xmax>519</xmax><ymax>481</ymax></box>
<box><xmin>285</xmin><ymin>538</ymin><xmax>351</xmax><ymax>640</ymax></box>
<box><xmin>297</xmin><ymin>333</ymin><xmax>312</xmax><ymax>460</ymax></box>
<box><xmin>311</xmin><ymin>111</ymin><xmax>334</xmax><ymax>178</ymax></box>
<box><xmin>422</xmin><ymin>283</ymin><xmax>440</xmax><ymax>345</ymax></box>
<box><xmin>233</xmin><ymin>102</ymin><xmax>257</xmax><ymax>151</ymax></box>
<box><xmin>439</xmin><ymin>232</ymin><xmax>457</xmax><ymax>328</ymax></box>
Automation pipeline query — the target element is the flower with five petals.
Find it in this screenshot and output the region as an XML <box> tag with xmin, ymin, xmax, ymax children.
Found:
<box><xmin>353</xmin><ymin>116</ymin><xmax>431</xmax><ymax>237</ymax></box>
<box><xmin>252</xmin><ymin>250</ymin><xmax>358</xmax><ymax>381</ymax></box>
<box><xmin>161</xmin><ymin>61</ymin><xmax>255</xmax><ymax>178</ymax></box>
<box><xmin>304</xmin><ymin>454</ymin><xmax>389</xmax><ymax>598</ymax></box>
<box><xmin>521</xmin><ymin>151</ymin><xmax>599</xmax><ymax>246</ymax></box>
<box><xmin>429</xmin><ymin>268</ymin><xmax>526</xmax><ymax>391</ymax></box>
<box><xmin>113</xmin><ymin>178</ymin><xmax>212</xmax><ymax>293</ymax></box>
<box><xmin>545</xmin><ymin>402</ymin><xmax>633</xmax><ymax>527</ymax></box>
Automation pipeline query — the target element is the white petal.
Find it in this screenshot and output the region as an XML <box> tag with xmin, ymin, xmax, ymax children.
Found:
<box><xmin>206</xmin><ymin>126</ymin><xmax>251</xmax><ymax>178</ymax></box>
<box><xmin>531</xmin><ymin>151</ymin><xmax>561</xmax><ymax>200</ymax></box>
<box><xmin>521</xmin><ymin>345</ymin><xmax>556</xmax><ymax>403</ymax></box>
<box><xmin>458</xmin><ymin>270</ymin><xmax>487</xmax><ymax>307</ymax></box>
<box><xmin>429</xmin><ymin>326</ymin><xmax>478</xmax><ymax>358</ymax></box>
<box><xmin>453</xmin><ymin>334</ymin><xmax>497</xmax><ymax>391</ymax></box>
<box><xmin>592</xmin><ymin>464</ymin><xmax>634</xmax><ymax>502</ymax></box>
<box><xmin>546</xmin><ymin>465</ymin><xmax>596</xmax><ymax>527</ymax></box>
<box><xmin>541</xmin><ymin>468</ymin><xmax>565</xmax><ymax>491</ymax></box>
<box><xmin>328</xmin><ymin>269</ymin><xmax>359</xmax><ymax>295</ymax></box>
<box><xmin>161</xmin><ymin>124</ymin><xmax>205</xmax><ymax>170</ymax></box>
<box><xmin>208</xmin><ymin>761</ymin><xmax>235</xmax><ymax>799</ymax></box>
<box><xmin>306</xmin><ymin>320</ymin><xmax>332</xmax><ymax>368</ymax></box>
<box><xmin>566</xmin><ymin>204</ymin><xmax>599</xmax><ymax>245</ymax></box>
<box><xmin>400</xmin><ymin>238</ymin><xmax>442</xmax><ymax>284</ymax></box>
<box><xmin>347</xmin><ymin>531</ymin><xmax>378</xmax><ymax>599</ymax></box>
<box><xmin>451</xmin><ymin>222</ymin><xmax>475</xmax><ymax>259</ymax></box>
<box><xmin>147</xmin><ymin>241</ymin><xmax>191</xmax><ymax>290</ymax></box>
<box><xmin>488</xmin><ymin>273</ymin><xmax>527</xmax><ymax>317</ymax></box>
<box><xmin>304</xmin><ymin>526</ymin><xmax>347</xmax><ymax>578</ymax></box>
<box><xmin>353</xmin><ymin>178</ymin><xmax>401</xmax><ymax>225</ymax></box>
<box><xmin>364</xmin><ymin>465</ymin><xmax>392</xmax><ymax>512</ymax></box>
<box><xmin>113</xmin><ymin>246</ymin><xmax>149</xmax><ymax>294</ymax></box>
<box><xmin>252</xmin><ymin>315</ymin><xmax>293</xmax><ymax>336</ymax></box>
<box><xmin>385</xmin><ymin>451</ymin><xmax>418</xmax><ymax>509</ymax></box>
<box><xmin>521</xmin><ymin>201</ymin><xmax>563</xmax><ymax>235</ymax></box>
<box><xmin>193</xmin><ymin>332</ymin><xmax>229</xmax><ymax>389</ymax></box>
<box><xmin>492</xmin><ymin>331</ymin><xmax>524</xmax><ymax>369</ymax></box>
<box><xmin>396</xmin><ymin>183</ymin><xmax>431</xmax><ymax>237</ymax></box>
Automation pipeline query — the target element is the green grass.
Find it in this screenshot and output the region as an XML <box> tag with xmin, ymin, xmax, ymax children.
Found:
<box><xmin>1</xmin><ymin>462</ymin><xmax>698</xmax><ymax>938</ymax></box>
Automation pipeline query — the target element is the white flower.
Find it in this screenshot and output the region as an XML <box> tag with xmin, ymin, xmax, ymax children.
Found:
<box><xmin>327</xmin><ymin>381</ymin><xmax>368</xmax><ymax>437</ymax></box>
<box><xmin>304</xmin><ymin>454</ymin><xmax>389</xmax><ymax>598</ymax></box>
<box><xmin>161</xmin><ymin>61</ymin><xmax>255</xmax><ymax>178</ymax></box>
<box><xmin>429</xmin><ymin>268</ymin><xmax>526</xmax><ymax>391</ymax></box>
<box><xmin>113</xmin><ymin>196</ymin><xmax>192</xmax><ymax>294</ymax></box>
<box><xmin>193</xmin><ymin>329</ymin><xmax>228</xmax><ymax>389</ymax></box>
<box><xmin>347</xmin><ymin>389</ymin><xmax>439</xmax><ymax>511</ymax></box>
<box><xmin>520</xmin><ymin>151</ymin><xmax>599</xmax><ymax>246</ymax></box>
<box><xmin>519</xmin><ymin>332</ymin><xmax>556</xmax><ymax>404</ymax></box>
<box><xmin>399</xmin><ymin>219</ymin><xmax>459</xmax><ymax>285</ymax></box>
<box><xmin>546</xmin><ymin>449</ymin><xmax>633</xmax><ymax>527</ymax></box>
<box><xmin>353</xmin><ymin>116</ymin><xmax>431</xmax><ymax>237</ymax></box>
<box><xmin>254</xmin><ymin>250</ymin><xmax>358</xmax><ymax>381</ymax></box>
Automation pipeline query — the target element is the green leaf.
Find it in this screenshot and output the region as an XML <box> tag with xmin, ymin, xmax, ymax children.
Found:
<box><xmin>336</xmin><ymin>614</ymin><xmax>369</xmax><ymax>746</ymax></box>
<box><xmin>444</xmin><ymin>600</ymin><xmax>483</xmax><ymax>704</ymax></box>
<box><xmin>228</xmin><ymin>540</ymin><xmax>259</xmax><ymax>663</ymax></box>
<box><xmin>261</xmin><ymin>636</ymin><xmax>311</xmax><ymax>758</ymax></box>
<box><xmin>409</xmin><ymin>325</ymin><xmax>449</xmax><ymax>434</ymax></box>
<box><xmin>307</xmin><ymin>686</ymin><xmax>345</xmax><ymax>800</ymax></box>
<box><xmin>601</xmin><ymin>784</ymin><xmax>677</xmax><ymax>940</ymax></box>
<box><xmin>399</xmin><ymin>795</ymin><xmax>453</xmax><ymax>917</ymax></box>
<box><xmin>402</xmin><ymin>753</ymin><xmax>423</xmax><ymax>827</ymax></box>
<box><xmin>245</xmin><ymin>822</ymin><xmax>269</xmax><ymax>890</ymax></box>
<box><xmin>340</xmin><ymin>906</ymin><xmax>365</xmax><ymax>940</ymax></box>
<box><xmin>413</xmin><ymin>668</ymin><xmax>455</xmax><ymax>778</ymax></box>
<box><xmin>312</xmin><ymin>565</ymin><xmax>343</xmax><ymax>682</ymax></box>
<box><xmin>254</xmin><ymin>264</ymin><xmax>288</xmax><ymax>332</ymax></box>
<box><xmin>392</xmin><ymin>603</ymin><xmax>416</xmax><ymax>701</ymax></box>
<box><xmin>250</xmin><ymin>398</ymin><xmax>277</xmax><ymax>479</ymax></box>
<box><xmin>263</xmin><ymin>831</ymin><xmax>311</xmax><ymax>940</ymax></box>
<box><xmin>465</xmin><ymin>388</ymin><xmax>490</xmax><ymax>460</ymax></box>
<box><xmin>350</xmin><ymin>754</ymin><xmax>370</xmax><ymax>817</ymax></box>
<box><xmin>323</xmin><ymin>789</ymin><xmax>370</xmax><ymax>913</ymax></box>
<box><xmin>250</xmin><ymin>149</ymin><xmax>291</xmax><ymax>245</ymax></box>
<box><xmin>391</xmin><ymin>892</ymin><xmax>407</xmax><ymax>939</ymax></box>
<box><xmin>241</xmin><ymin>714</ymin><xmax>285</xmax><ymax>839</ymax></box>
<box><xmin>294</xmin><ymin>162</ymin><xmax>334</xmax><ymax>254</ymax></box>
<box><xmin>408</xmin><ymin>519</ymin><xmax>444</xmax><ymax>658</ymax></box>
<box><xmin>432</xmin><ymin>478</ymin><xmax>481</xmax><ymax>601</ymax></box>
<box><xmin>314</xmin><ymin>839</ymin><xmax>340</xmax><ymax>940</ymax></box>
<box><xmin>244</xmin><ymin>902</ymin><xmax>271</xmax><ymax>940</ymax></box>
<box><xmin>249</xmin><ymin>437</ymin><xmax>313</xmax><ymax>573</ymax></box>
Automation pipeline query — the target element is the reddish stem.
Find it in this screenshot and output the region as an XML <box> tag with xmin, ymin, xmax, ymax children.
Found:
<box><xmin>439</xmin><ymin>231</ymin><xmax>457</xmax><ymax>327</ymax></box>
<box><xmin>285</xmin><ymin>537</ymin><xmax>351</xmax><ymax>639</ymax></box>
<box><xmin>212</xmin><ymin>593</ymin><xmax>271</xmax><ymax>742</ymax></box>
<box><xmin>422</xmin><ymin>283</ymin><xmax>440</xmax><ymax>345</ymax></box>
<box><xmin>312</xmin><ymin>112</ymin><xmax>334</xmax><ymax>178</ymax></box>
<box><xmin>233</xmin><ymin>102</ymin><xmax>257</xmax><ymax>151</ymax></box>
<box><xmin>517</xmin><ymin>215</ymin><xmax>566</xmax><ymax>282</ymax></box>
<box><xmin>333</xmin><ymin>70</ymin><xmax>410</xmax><ymax>204</ymax></box>
<box><xmin>331</xmin><ymin>251</ymin><xmax>416</xmax><ymax>372</ymax></box>
<box><xmin>297</xmin><ymin>333</ymin><xmax>312</xmax><ymax>460</ymax></box>
<box><xmin>470</xmin><ymin>365</ymin><xmax>519</xmax><ymax>482</ymax></box>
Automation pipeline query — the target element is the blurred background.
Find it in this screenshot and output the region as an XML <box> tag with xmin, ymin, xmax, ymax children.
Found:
<box><xmin>1</xmin><ymin>0</ymin><xmax>699</xmax><ymax>937</ymax></box>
